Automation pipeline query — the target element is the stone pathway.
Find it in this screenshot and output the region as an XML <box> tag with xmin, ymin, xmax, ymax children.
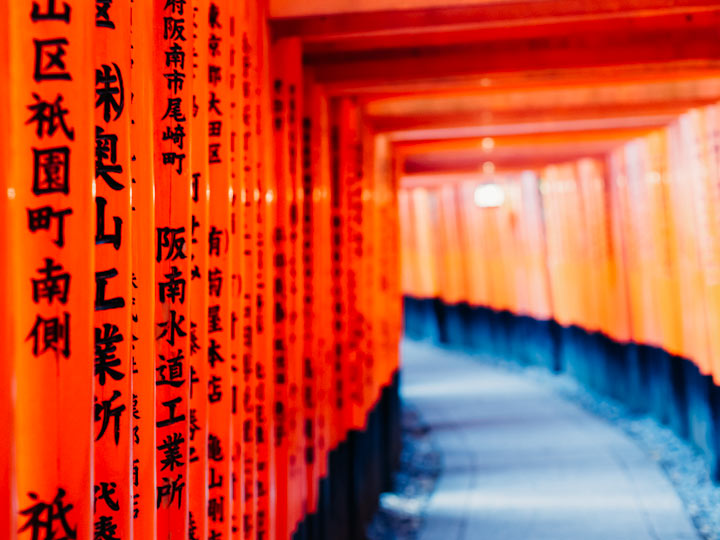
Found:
<box><xmin>401</xmin><ymin>340</ymin><xmax>700</xmax><ymax>540</ymax></box>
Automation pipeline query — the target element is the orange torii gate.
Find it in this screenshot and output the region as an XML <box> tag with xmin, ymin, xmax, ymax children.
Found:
<box><xmin>6</xmin><ymin>0</ymin><xmax>720</xmax><ymax>538</ymax></box>
<box><xmin>1</xmin><ymin>1</ymin><xmax>402</xmax><ymax>540</ymax></box>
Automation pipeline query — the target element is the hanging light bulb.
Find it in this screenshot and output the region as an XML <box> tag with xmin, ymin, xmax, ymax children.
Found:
<box><xmin>474</xmin><ymin>183</ymin><xmax>504</xmax><ymax>208</ymax></box>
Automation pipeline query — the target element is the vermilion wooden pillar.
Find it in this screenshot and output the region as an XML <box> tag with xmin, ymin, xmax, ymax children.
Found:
<box><xmin>152</xmin><ymin>0</ymin><xmax>192</xmax><ymax>537</ymax></box>
<box><xmin>8</xmin><ymin>2</ymin><xmax>95</xmax><ymax>540</ymax></box>
<box><xmin>304</xmin><ymin>79</ymin><xmax>333</xmax><ymax>502</ymax></box>
<box><xmin>697</xmin><ymin>107</ymin><xmax>720</xmax><ymax>381</ymax></box>
<box><xmin>255</xmin><ymin>0</ymin><xmax>277</xmax><ymax>536</ymax></box>
<box><xmin>398</xmin><ymin>189</ymin><xmax>417</xmax><ymax>300</ymax></box>
<box><xmin>93</xmin><ymin>2</ymin><xmax>134</xmax><ymax>539</ymax></box>
<box><xmin>300</xmin><ymin>82</ymin><xmax>317</xmax><ymax>521</ymax></box>
<box><xmin>301</xmin><ymin>77</ymin><xmax>323</xmax><ymax>521</ymax></box>
<box><xmin>239</xmin><ymin>1</ymin><xmax>259</xmax><ymax>537</ymax></box>
<box><xmin>364</xmin><ymin>130</ymin><xmax>380</xmax><ymax>409</ymax></box>
<box><xmin>270</xmin><ymin>36</ymin><xmax>307</xmax><ymax>539</ymax></box>
<box><xmin>455</xmin><ymin>181</ymin><xmax>479</xmax><ymax>312</ymax></box>
<box><xmin>604</xmin><ymin>156</ymin><xmax>632</xmax><ymax>346</ymax></box>
<box><xmin>206</xmin><ymin>3</ymin><xmax>234</xmax><ymax>539</ymax></box>
<box><xmin>238</xmin><ymin>2</ymin><xmax>266</xmax><ymax>540</ymax></box>
<box><xmin>388</xmin><ymin>138</ymin><xmax>403</xmax><ymax>385</ymax></box>
<box><xmin>270</xmin><ymin>39</ymin><xmax>292</xmax><ymax>540</ymax></box>
<box><xmin>0</xmin><ymin>1</ymin><xmax>14</xmax><ymax>535</ymax></box>
<box><xmin>130</xmin><ymin>0</ymin><xmax>158</xmax><ymax>536</ymax></box>
<box><xmin>285</xmin><ymin>44</ymin><xmax>307</xmax><ymax>535</ymax></box>
<box><xmin>372</xmin><ymin>134</ymin><xmax>398</xmax><ymax>391</ymax></box>
<box><xmin>341</xmin><ymin>98</ymin><xmax>367</xmax><ymax>432</ymax></box>
<box><xmin>189</xmin><ymin>1</ymin><xmax>210</xmax><ymax>538</ymax></box>
<box><xmin>228</xmin><ymin>1</ymin><xmax>246</xmax><ymax>536</ymax></box>
<box><xmin>316</xmin><ymin>90</ymin><xmax>333</xmax><ymax>492</ymax></box>
<box><xmin>329</xmin><ymin>97</ymin><xmax>349</xmax><ymax>453</ymax></box>
<box><xmin>666</xmin><ymin>116</ymin><xmax>711</xmax><ymax>375</ymax></box>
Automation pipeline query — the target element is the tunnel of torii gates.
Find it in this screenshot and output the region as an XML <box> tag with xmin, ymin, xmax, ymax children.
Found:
<box><xmin>2</xmin><ymin>0</ymin><xmax>720</xmax><ymax>539</ymax></box>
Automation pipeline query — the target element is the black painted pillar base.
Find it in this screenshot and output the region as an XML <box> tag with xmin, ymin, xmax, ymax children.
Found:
<box><xmin>293</xmin><ymin>370</ymin><xmax>401</xmax><ymax>540</ymax></box>
<box><xmin>404</xmin><ymin>295</ymin><xmax>720</xmax><ymax>488</ymax></box>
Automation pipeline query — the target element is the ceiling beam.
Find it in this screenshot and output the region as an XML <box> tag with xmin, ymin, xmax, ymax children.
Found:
<box><xmin>401</xmin><ymin>150</ymin><xmax>613</xmax><ymax>173</ymax></box>
<box><xmin>272</xmin><ymin>0</ymin><xmax>720</xmax><ymax>40</ymax></box>
<box><xmin>369</xmin><ymin>100</ymin><xmax>713</xmax><ymax>133</ymax></box>
<box><xmin>297</xmin><ymin>7</ymin><xmax>720</xmax><ymax>56</ymax></box>
<box><xmin>394</xmin><ymin>127</ymin><xmax>659</xmax><ymax>172</ymax></box>
<box><xmin>308</xmin><ymin>19</ymin><xmax>720</xmax><ymax>89</ymax></box>
<box><xmin>395</xmin><ymin>127</ymin><xmax>659</xmax><ymax>155</ymax></box>
<box><xmin>321</xmin><ymin>61</ymin><xmax>720</xmax><ymax>98</ymax></box>
<box><xmin>400</xmin><ymin>172</ymin><xmax>540</xmax><ymax>188</ymax></box>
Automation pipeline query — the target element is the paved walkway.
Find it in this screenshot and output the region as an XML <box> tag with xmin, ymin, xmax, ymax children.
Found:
<box><xmin>401</xmin><ymin>340</ymin><xmax>700</xmax><ymax>540</ymax></box>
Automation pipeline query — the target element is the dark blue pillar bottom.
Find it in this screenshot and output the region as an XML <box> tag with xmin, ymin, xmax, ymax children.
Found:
<box><xmin>403</xmin><ymin>296</ymin><xmax>720</xmax><ymax>482</ymax></box>
<box><xmin>292</xmin><ymin>371</ymin><xmax>401</xmax><ymax>540</ymax></box>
